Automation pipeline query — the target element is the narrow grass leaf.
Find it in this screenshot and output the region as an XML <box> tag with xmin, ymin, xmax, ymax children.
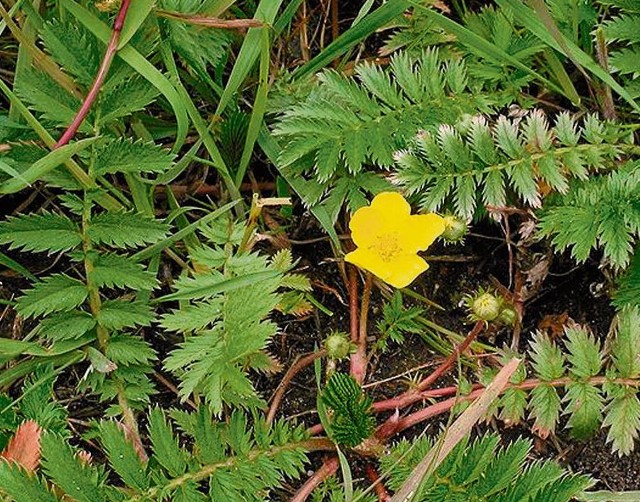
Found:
<box><xmin>0</xmin><ymin>138</ymin><xmax>96</xmax><ymax>194</ymax></box>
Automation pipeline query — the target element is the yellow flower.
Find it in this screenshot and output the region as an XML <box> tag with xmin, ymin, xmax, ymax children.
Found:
<box><xmin>345</xmin><ymin>192</ymin><xmax>445</xmax><ymax>288</ymax></box>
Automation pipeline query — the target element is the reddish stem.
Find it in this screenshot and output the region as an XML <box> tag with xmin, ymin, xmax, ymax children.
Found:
<box><xmin>54</xmin><ymin>0</ymin><xmax>131</xmax><ymax>148</ymax></box>
<box><xmin>366</xmin><ymin>464</ymin><xmax>391</xmax><ymax>502</ymax></box>
<box><xmin>348</xmin><ymin>265</ymin><xmax>361</xmax><ymax>378</ymax></box>
<box><xmin>266</xmin><ymin>349</ymin><xmax>327</xmax><ymax>425</ymax></box>
<box><xmin>376</xmin><ymin>374</ymin><xmax>640</xmax><ymax>439</ymax></box>
<box><xmin>373</xmin><ymin>320</ymin><xmax>484</xmax><ymax>412</ymax></box>
<box><xmin>348</xmin><ymin>266</ymin><xmax>359</xmax><ymax>343</ymax></box>
<box><xmin>351</xmin><ymin>273</ymin><xmax>372</xmax><ymax>384</ymax></box>
<box><xmin>290</xmin><ymin>456</ymin><xmax>340</xmax><ymax>502</ymax></box>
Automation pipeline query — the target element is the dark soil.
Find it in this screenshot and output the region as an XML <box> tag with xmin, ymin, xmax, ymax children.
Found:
<box><xmin>257</xmin><ymin>209</ymin><xmax>633</xmax><ymax>494</ymax></box>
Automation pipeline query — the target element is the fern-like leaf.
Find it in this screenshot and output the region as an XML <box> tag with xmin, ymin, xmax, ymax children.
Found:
<box><xmin>381</xmin><ymin>432</ymin><xmax>593</xmax><ymax>500</ymax></box>
<box><xmin>88</xmin><ymin>212</ymin><xmax>169</xmax><ymax>248</ymax></box>
<box><xmin>393</xmin><ymin>111</ymin><xmax>628</xmax><ymax>219</ymax></box>
<box><xmin>539</xmin><ymin>161</ymin><xmax>640</xmax><ymax>268</ymax></box>
<box><xmin>15</xmin><ymin>275</ymin><xmax>88</xmax><ymax>319</ymax></box>
<box><xmin>94</xmin><ymin>138</ymin><xmax>175</xmax><ymax>175</ymax></box>
<box><xmin>321</xmin><ymin>373</ymin><xmax>375</xmax><ymax>447</ymax></box>
<box><xmin>0</xmin><ymin>212</ymin><xmax>81</xmax><ymax>253</ymax></box>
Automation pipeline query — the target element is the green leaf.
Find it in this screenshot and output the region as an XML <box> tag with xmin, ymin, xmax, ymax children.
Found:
<box><xmin>94</xmin><ymin>138</ymin><xmax>175</xmax><ymax>175</ymax></box>
<box><xmin>39</xmin><ymin>20</ymin><xmax>100</xmax><ymax>86</ymax></box>
<box><xmin>15</xmin><ymin>275</ymin><xmax>88</xmax><ymax>319</ymax></box>
<box><xmin>41</xmin><ymin>433</ymin><xmax>106</xmax><ymax>502</ymax></box>
<box><xmin>321</xmin><ymin>373</ymin><xmax>375</xmax><ymax>447</ymax></box>
<box><xmin>160</xmin><ymin>299</ymin><xmax>223</xmax><ymax>333</ymax></box>
<box><xmin>0</xmin><ymin>138</ymin><xmax>97</xmax><ymax>194</ymax></box>
<box><xmin>498</xmin><ymin>0</ymin><xmax>640</xmax><ymax>112</ymax></box>
<box><xmin>611</xmin><ymin>306</ymin><xmax>640</xmax><ymax>378</ymax></box>
<box><xmin>530</xmin><ymin>332</ymin><xmax>566</xmax><ymax>381</ymax></box>
<box><xmin>60</xmin><ymin>0</ymin><xmax>189</xmax><ymax>151</ymax></box>
<box><xmin>603</xmin><ymin>392</ymin><xmax>640</xmax><ymax>456</ymax></box>
<box><xmin>38</xmin><ymin>310</ymin><xmax>96</xmax><ymax>341</ymax></box>
<box><xmin>0</xmin><ymin>212</ymin><xmax>81</xmax><ymax>254</ymax></box>
<box><xmin>0</xmin><ymin>463</ymin><xmax>58</xmax><ymax>502</ymax></box>
<box><xmin>160</xmin><ymin>0</ymin><xmax>232</xmax><ymax>85</ymax></box>
<box><xmin>565</xmin><ymin>382</ymin><xmax>604</xmax><ymax>440</ymax></box>
<box><xmin>98</xmin><ymin>77</ymin><xmax>159</xmax><ymax>125</ymax></box>
<box><xmin>88</xmin><ymin>212</ymin><xmax>169</xmax><ymax>248</ymax></box>
<box><xmin>91</xmin><ymin>253</ymin><xmax>158</xmax><ymax>290</ymax></box>
<box><xmin>565</xmin><ymin>326</ymin><xmax>602</xmax><ymax>378</ymax></box>
<box><xmin>148</xmin><ymin>407</ymin><xmax>187</xmax><ymax>478</ymax></box>
<box><xmin>530</xmin><ymin>384</ymin><xmax>562</xmax><ymax>438</ymax></box>
<box><xmin>97</xmin><ymin>300</ymin><xmax>154</xmax><ymax>330</ymax></box>
<box><xmin>99</xmin><ymin>421</ymin><xmax>149</xmax><ymax>491</ymax></box>
<box><xmin>14</xmin><ymin>68</ymin><xmax>85</xmax><ymax>130</ymax></box>
<box><xmin>105</xmin><ymin>334</ymin><xmax>155</xmax><ymax>366</ymax></box>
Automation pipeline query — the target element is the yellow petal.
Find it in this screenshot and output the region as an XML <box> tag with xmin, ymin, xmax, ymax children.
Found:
<box><xmin>345</xmin><ymin>249</ymin><xmax>428</xmax><ymax>289</ymax></box>
<box><xmin>349</xmin><ymin>206</ymin><xmax>385</xmax><ymax>248</ymax></box>
<box><xmin>370</xmin><ymin>192</ymin><xmax>411</xmax><ymax>221</ymax></box>
<box><xmin>383</xmin><ymin>254</ymin><xmax>429</xmax><ymax>288</ymax></box>
<box><xmin>345</xmin><ymin>248</ymin><xmax>390</xmax><ymax>281</ymax></box>
<box><xmin>399</xmin><ymin>213</ymin><xmax>446</xmax><ymax>252</ymax></box>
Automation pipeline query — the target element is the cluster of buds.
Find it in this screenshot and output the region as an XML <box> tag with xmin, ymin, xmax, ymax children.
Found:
<box><xmin>463</xmin><ymin>288</ymin><xmax>517</xmax><ymax>326</ymax></box>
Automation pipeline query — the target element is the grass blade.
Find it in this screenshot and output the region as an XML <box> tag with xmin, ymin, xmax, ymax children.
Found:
<box><xmin>131</xmin><ymin>200</ymin><xmax>240</xmax><ymax>262</ymax></box>
<box><xmin>118</xmin><ymin>0</ymin><xmax>155</xmax><ymax>49</ymax></box>
<box><xmin>292</xmin><ymin>1</ymin><xmax>410</xmax><ymax>80</ymax></box>
<box><xmin>216</xmin><ymin>0</ymin><xmax>285</xmax><ymax>115</ymax></box>
<box><xmin>0</xmin><ymin>79</ymin><xmax>122</xmax><ymax>211</ymax></box>
<box><xmin>0</xmin><ymin>251</ymin><xmax>36</xmax><ymax>281</ymax></box>
<box><xmin>0</xmin><ymin>138</ymin><xmax>97</xmax><ymax>194</ymax></box>
<box><xmin>154</xmin><ymin>269</ymin><xmax>280</xmax><ymax>302</ymax></box>
<box><xmin>389</xmin><ymin>358</ymin><xmax>521</xmax><ymax>502</ymax></box>
<box><xmin>235</xmin><ymin>28</ymin><xmax>270</xmax><ymax>186</ymax></box>
<box><xmin>410</xmin><ymin>1</ymin><xmax>568</xmax><ymax>99</ymax></box>
<box><xmin>497</xmin><ymin>0</ymin><xmax>640</xmax><ymax>113</ymax></box>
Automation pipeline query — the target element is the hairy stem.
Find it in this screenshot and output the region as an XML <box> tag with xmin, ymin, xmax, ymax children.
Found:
<box><xmin>131</xmin><ymin>438</ymin><xmax>335</xmax><ymax>501</ymax></box>
<box><xmin>267</xmin><ymin>348</ymin><xmax>327</xmax><ymax>425</ymax></box>
<box><xmin>55</xmin><ymin>0</ymin><xmax>131</xmax><ymax>148</ymax></box>
<box><xmin>290</xmin><ymin>456</ymin><xmax>340</xmax><ymax>502</ymax></box>
<box><xmin>351</xmin><ymin>272</ymin><xmax>373</xmax><ymax>384</ymax></box>
<box><xmin>366</xmin><ymin>464</ymin><xmax>391</xmax><ymax>502</ymax></box>
<box><xmin>81</xmin><ymin>195</ymin><xmax>142</xmax><ymax>448</ymax></box>
<box><xmin>377</xmin><ymin>374</ymin><xmax>640</xmax><ymax>439</ymax></box>
<box><xmin>373</xmin><ymin>320</ymin><xmax>484</xmax><ymax>412</ymax></box>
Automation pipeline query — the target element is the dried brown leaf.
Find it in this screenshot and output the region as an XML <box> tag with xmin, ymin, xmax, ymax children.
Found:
<box><xmin>0</xmin><ymin>420</ymin><xmax>42</xmax><ymax>472</ymax></box>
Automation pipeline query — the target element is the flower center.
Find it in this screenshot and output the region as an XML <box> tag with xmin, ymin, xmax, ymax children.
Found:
<box><xmin>372</xmin><ymin>234</ymin><xmax>401</xmax><ymax>262</ymax></box>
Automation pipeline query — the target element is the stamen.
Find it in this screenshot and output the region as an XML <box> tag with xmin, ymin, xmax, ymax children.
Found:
<box><xmin>372</xmin><ymin>234</ymin><xmax>401</xmax><ymax>262</ymax></box>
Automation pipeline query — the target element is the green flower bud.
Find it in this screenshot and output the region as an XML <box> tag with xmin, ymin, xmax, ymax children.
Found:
<box><xmin>325</xmin><ymin>332</ymin><xmax>352</xmax><ymax>360</ymax></box>
<box><xmin>441</xmin><ymin>214</ymin><xmax>468</xmax><ymax>243</ymax></box>
<box><xmin>497</xmin><ymin>306</ymin><xmax>518</xmax><ymax>326</ymax></box>
<box><xmin>467</xmin><ymin>292</ymin><xmax>502</xmax><ymax>322</ymax></box>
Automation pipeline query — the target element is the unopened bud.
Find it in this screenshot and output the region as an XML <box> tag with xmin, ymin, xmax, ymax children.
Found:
<box><xmin>324</xmin><ymin>332</ymin><xmax>353</xmax><ymax>360</ymax></box>
<box><xmin>441</xmin><ymin>214</ymin><xmax>468</xmax><ymax>243</ymax></box>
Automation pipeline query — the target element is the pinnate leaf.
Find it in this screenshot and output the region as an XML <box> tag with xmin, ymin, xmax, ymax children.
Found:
<box><xmin>0</xmin><ymin>212</ymin><xmax>81</xmax><ymax>254</ymax></box>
